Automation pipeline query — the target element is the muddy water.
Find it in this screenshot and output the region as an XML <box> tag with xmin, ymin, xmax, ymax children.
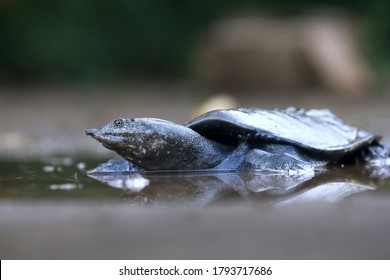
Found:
<box><xmin>1</xmin><ymin>157</ymin><xmax>389</xmax><ymax>207</ymax></box>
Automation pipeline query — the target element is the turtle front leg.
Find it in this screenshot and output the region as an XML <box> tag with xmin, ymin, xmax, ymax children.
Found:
<box><xmin>240</xmin><ymin>147</ymin><xmax>316</xmax><ymax>173</ymax></box>
<box><xmin>87</xmin><ymin>156</ymin><xmax>143</xmax><ymax>174</ymax></box>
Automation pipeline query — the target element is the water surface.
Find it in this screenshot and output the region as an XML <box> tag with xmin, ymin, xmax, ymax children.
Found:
<box><xmin>1</xmin><ymin>158</ymin><xmax>389</xmax><ymax>207</ymax></box>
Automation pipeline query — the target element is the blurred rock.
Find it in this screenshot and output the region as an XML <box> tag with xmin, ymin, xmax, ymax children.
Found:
<box><xmin>192</xmin><ymin>93</ymin><xmax>238</xmax><ymax>118</ymax></box>
<box><xmin>302</xmin><ymin>17</ymin><xmax>372</xmax><ymax>96</ymax></box>
<box><xmin>194</xmin><ymin>14</ymin><xmax>372</xmax><ymax>96</ymax></box>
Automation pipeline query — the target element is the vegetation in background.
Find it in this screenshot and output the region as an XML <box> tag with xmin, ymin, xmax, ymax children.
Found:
<box><xmin>0</xmin><ymin>0</ymin><xmax>388</xmax><ymax>83</ymax></box>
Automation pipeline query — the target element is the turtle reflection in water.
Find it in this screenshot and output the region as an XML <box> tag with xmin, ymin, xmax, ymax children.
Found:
<box><xmin>86</xmin><ymin>108</ymin><xmax>390</xmax><ymax>174</ymax></box>
<box><xmin>87</xmin><ymin>167</ymin><xmax>383</xmax><ymax>207</ymax></box>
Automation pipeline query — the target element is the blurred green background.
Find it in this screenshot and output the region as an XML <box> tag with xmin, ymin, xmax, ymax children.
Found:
<box><xmin>0</xmin><ymin>0</ymin><xmax>388</xmax><ymax>84</ymax></box>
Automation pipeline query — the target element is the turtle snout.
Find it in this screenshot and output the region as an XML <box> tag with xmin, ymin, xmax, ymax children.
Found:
<box><xmin>86</xmin><ymin>128</ymin><xmax>99</xmax><ymax>136</ymax></box>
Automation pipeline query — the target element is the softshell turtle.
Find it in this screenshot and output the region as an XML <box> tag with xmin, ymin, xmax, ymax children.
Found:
<box><xmin>86</xmin><ymin>108</ymin><xmax>389</xmax><ymax>173</ymax></box>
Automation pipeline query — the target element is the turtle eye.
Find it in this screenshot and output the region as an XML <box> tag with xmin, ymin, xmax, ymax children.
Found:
<box><xmin>114</xmin><ymin>118</ymin><xmax>124</xmax><ymax>127</ymax></box>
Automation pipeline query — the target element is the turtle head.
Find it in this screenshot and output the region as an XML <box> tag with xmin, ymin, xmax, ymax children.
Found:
<box><xmin>86</xmin><ymin>118</ymin><xmax>175</xmax><ymax>169</ymax></box>
<box><xmin>86</xmin><ymin>117</ymin><xmax>218</xmax><ymax>170</ymax></box>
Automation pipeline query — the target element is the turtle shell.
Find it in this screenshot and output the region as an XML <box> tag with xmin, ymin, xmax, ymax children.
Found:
<box><xmin>186</xmin><ymin>108</ymin><xmax>375</xmax><ymax>157</ymax></box>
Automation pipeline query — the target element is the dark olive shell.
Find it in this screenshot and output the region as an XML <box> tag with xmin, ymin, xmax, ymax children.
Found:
<box><xmin>186</xmin><ymin>108</ymin><xmax>375</xmax><ymax>157</ymax></box>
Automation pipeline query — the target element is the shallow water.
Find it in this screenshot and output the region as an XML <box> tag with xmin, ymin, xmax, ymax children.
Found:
<box><xmin>1</xmin><ymin>157</ymin><xmax>389</xmax><ymax>207</ymax></box>
<box><xmin>2</xmin><ymin>157</ymin><xmax>390</xmax><ymax>259</ymax></box>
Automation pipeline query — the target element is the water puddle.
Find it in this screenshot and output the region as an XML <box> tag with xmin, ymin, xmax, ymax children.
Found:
<box><xmin>0</xmin><ymin>157</ymin><xmax>389</xmax><ymax>207</ymax></box>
